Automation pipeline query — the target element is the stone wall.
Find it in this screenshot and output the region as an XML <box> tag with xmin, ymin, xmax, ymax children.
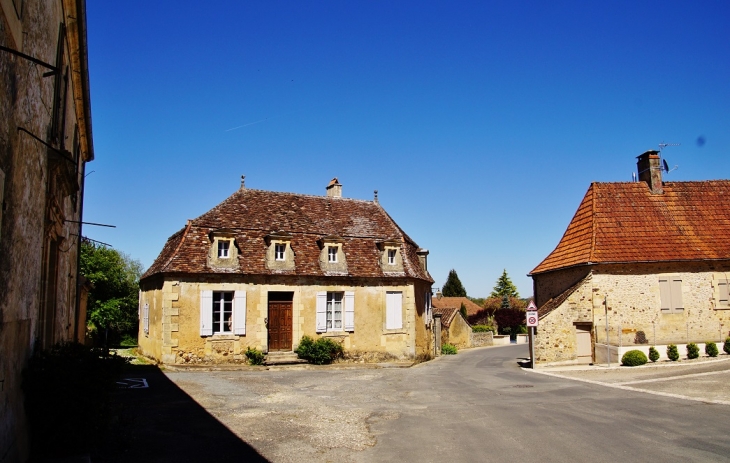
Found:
<box><xmin>472</xmin><ymin>331</ymin><xmax>493</xmax><ymax>347</ymax></box>
<box><xmin>139</xmin><ymin>275</ymin><xmax>433</xmax><ymax>364</ymax></box>
<box><xmin>534</xmin><ymin>263</ymin><xmax>730</xmax><ymax>364</ymax></box>
<box><xmin>0</xmin><ymin>1</ymin><xmax>93</xmax><ymax>460</ymax></box>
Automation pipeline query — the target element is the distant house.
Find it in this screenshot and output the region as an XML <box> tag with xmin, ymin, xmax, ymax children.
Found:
<box><xmin>1</xmin><ymin>1</ymin><xmax>95</xmax><ymax>460</ymax></box>
<box><xmin>138</xmin><ymin>178</ymin><xmax>435</xmax><ymax>364</ymax></box>
<box><xmin>432</xmin><ymin>296</ymin><xmax>482</xmax><ymax>318</ymax></box>
<box><xmin>432</xmin><ymin>307</ymin><xmax>472</xmax><ymax>349</ymax></box>
<box><xmin>529</xmin><ymin>151</ymin><xmax>730</xmax><ymax>364</ymax></box>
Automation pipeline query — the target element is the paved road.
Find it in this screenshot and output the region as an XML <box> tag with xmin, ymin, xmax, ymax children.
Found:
<box><xmin>157</xmin><ymin>345</ymin><xmax>730</xmax><ymax>463</ymax></box>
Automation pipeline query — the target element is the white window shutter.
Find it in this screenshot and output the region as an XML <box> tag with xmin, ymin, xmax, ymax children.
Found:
<box><xmin>234</xmin><ymin>291</ymin><xmax>247</xmax><ymax>335</ymax></box>
<box><xmin>200</xmin><ymin>290</ymin><xmax>213</xmax><ymax>336</ymax></box>
<box><xmin>316</xmin><ymin>291</ymin><xmax>327</xmax><ymax>332</ymax></box>
<box><xmin>386</xmin><ymin>291</ymin><xmax>403</xmax><ymax>330</ymax></box>
<box><xmin>659</xmin><ymin>279</ymin><xmax>671</xmax><ymax>311</ymax></box>
<box><xmin>671</xmin><ymin>278</ymin><xmax>683</xmax><ymax>310</ymax></box>
<box><xmin>143</xmin><ymin>303</ymin><xmax>149</xmax><ymax>335</ymax></box>
<box><xmin>344</xmin><ymin>291</ymin><xmax>355</xmax><ymax>332</ymax></box>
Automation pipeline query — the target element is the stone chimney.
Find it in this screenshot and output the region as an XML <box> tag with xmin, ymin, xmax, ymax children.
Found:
<box><xmin>636</xmin><ymin>150</ymin><xmax>663</xmax><ymax>194</ymax></box>
<box><xmin>326</xmin><ymin>177</ymin><xmax>342</xmax><ymax>198</ymax></box>
<box><xmin>240</xmin><ymin>175</ymin><xmax>246</xmax><ymax>190</ymax></box>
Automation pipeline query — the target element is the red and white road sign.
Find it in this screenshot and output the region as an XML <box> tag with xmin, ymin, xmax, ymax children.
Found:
<box><xmin>526</xmin><ymin>300</ymin><xmax>537</xmax><ymax>311</ymax></box>
<box><xmin>526</xmin><ymin>310</ymin><xmax>538</xmax><ymax>327</ymax></box>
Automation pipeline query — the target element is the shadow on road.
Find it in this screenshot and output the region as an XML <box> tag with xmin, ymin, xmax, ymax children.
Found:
<box><xmin>95</xmin><ymin>364</ymin><xmax>269</xmax><ymax>463</ymax></box>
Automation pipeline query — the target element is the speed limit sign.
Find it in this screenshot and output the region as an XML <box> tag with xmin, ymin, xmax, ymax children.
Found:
<box><xmin>526</xmin><ymin>310</ymin><xmax>538</xmax><ymax>327</ymax></box>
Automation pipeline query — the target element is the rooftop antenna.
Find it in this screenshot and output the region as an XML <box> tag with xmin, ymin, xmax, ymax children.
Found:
<box><xmin>657</xmin><ymin>141</ymin><xmax>680</xmax><ymax>175</ymax></box>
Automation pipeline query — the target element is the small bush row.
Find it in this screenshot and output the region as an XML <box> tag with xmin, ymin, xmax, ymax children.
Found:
<box><xmin>626</xmin><ymin>340</ymin><xmax>726</xmax><ymax>366</ymax></box>
<box><xmin>472</xmin><ymin>325</ymin><xmax>496</xmax><ymax>333</ymax></box>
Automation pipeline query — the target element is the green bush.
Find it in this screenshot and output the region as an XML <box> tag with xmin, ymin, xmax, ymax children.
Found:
<box><xmin>23</xmin><ymin>343</ymin><xmax>128</xmax><ymax>459</ymax></box>
<box><xmin>472</xmin><ymin>325</ymin><xmax>496</xmax><ymax>333</ymax></box>
<box><xmin>667</xmin><ymin>344</ymin><xmax>679</xmax><ymax>361</ymax></box>
<box><xmin>119</xmin><ymin>333</ymin><xmax>138</xmax><ymax>347</ymax></box>
<box><xmin>441</xmin><ymin>343</ymin><xmax>458</xmax><ymax>355</ymax></box>
<box><xmin>686</xmin><ymin>342</ymin><xmax>700</xmax><ymax>359</ymax></box>
<box><xmin>705</xmin><ymin>342</ymin><xmax>719</xmax><ymax>358</ymax></box>
<box><xmin>648</xmin><ymin>346</ymin><xmax>660</xmax><ymax>362</ymax></box>
<box><xmin>621</xmin><ymin>349</ymin><xmax>648</xmax><ymax>367</ymax></box>
<box><xmin>724</xmin><ymin>337</ymin><xmax>730</xmax><ymax>355</ymax></box>
<box><xmin>245</xmin><ymin>347</ymin><xmax>265</xmax><ymax>365</ymax></box>
<box><xmin>295</xmin><ymin>336</ymin><xmax>344</xmax><ymax>365</ymax></box>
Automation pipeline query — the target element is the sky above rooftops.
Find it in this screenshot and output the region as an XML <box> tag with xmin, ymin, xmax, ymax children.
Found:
<box><xmin>83</xmin><ymin>1</ymin><xmax>730</xmax><ymax>298</ymax></box>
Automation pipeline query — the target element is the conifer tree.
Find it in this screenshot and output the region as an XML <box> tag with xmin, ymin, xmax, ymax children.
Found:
<box><xmin>442</xmin><ymin>269</ymin><xmax>467</xmax><ymax>297</ymax></box>
<box><xmin>490</xmin><ymin>269</ymin><xmax>519</xmax><ymax>298</ymax></box>
<box><xmin>460</xmin><ymin>302</ymin><xmax>468</xmax><ymax>319</ymax></box>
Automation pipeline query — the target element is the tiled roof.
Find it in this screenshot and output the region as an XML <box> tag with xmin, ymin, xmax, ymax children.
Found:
<box><xmin>142</xmin><ymin>187</ymin><xmax>433</xmax><ymax>282</ymax></box>
<box><xmin>432</xmin><ymin>307</ymin><xmax>459</xmax><ymax>328</ymax></box>
<box><xmin>432</xmin><ymin>297</ymin><xmax>482</xmax><ymax>316</ymax></box>
<box><xmin>530</xmin><ymin>180</ymin><xmax>730</xmax><ymax>275</ymax></box>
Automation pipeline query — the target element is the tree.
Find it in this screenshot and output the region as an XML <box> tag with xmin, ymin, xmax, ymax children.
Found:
<box><xmin>459</xmin><ymin>302</ymin><xmax>468</xmax><ymax>319</ymax></box>
<box><xmin>442</xmin><ymin>269</ymin><xmax>467</xmax><ymax>297</ymax></box>
<box><xmin>490</xmin><ymin>269</ymin><xmax>519</xmax><ymax>298</ymax></box>
<box><xmin>493</xmin><ymin>308</ymin><xmax>526</xmax><ymax>336</ymax></box>
<box><xmin>80</xmin><ymin>240</ymin><xmax>144</xmax><ymax>345</ymax></box>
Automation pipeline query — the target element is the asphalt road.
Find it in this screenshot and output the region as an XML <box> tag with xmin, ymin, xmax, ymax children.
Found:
<box><xmin>153</xmin><ymin>345</ymin><xmax>730</xmax><ymax>463</ymax></box>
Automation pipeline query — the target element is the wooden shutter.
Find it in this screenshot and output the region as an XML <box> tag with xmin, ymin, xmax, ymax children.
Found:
<box><xmin>200</xmin><ymin>290</ymin><xmax>213</xmax><ymax>336</ymax></box>
<box><xmin>386</xmin><ymin>291</ymin><xmax>403</xmax><ymax>330</ymax></box>
<box><xmin>234</xmin><ymin>291</ymin><xmax>247</xmax><ymax>335</ymax></box>
<box><xmin>659</xmin><ymin>279</ymin><xmax>671</xmax><ymax>311</ymax></box>
<box><xmin>143</xmin><ymin>303</ymin><xmax>149</xmax><ymax>335</ymax></box>
<box><xmin>719</xmin><ymin>280</ymin><xmax>729</xmax><ymax>306</ymax></box>
<box><xmin>344</xmin><ymin>291</ymin><xmax>355</xmax><ymax>332</ymax></box>
<box><xmin>670</xmin><ymin>278</ymin><xmax>683</xmax><ymax>311</ymax></box>
<box><xmin>316</xmin><ymin>292</ymin><xmax>327</xmax><ymax>332</ymax></box>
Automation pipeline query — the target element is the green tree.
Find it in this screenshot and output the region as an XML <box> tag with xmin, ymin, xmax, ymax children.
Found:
<box><xmin>442</xmin><ymin>269</ymin><xmax>467</xmax><ymax>297</ymax></box>
<box><xmin>459</xmin><ymin>302</ymin><xmax>468</xmax><ymax>319</ymax></box>
<box><xmin>80</xmin><ymin>240</ymin><xmax>143</xmax><ymax>345</ymax></box>
<box><xmin>490</xmin><ymin>269</ymin><xmax>519</xmax><ymax>298</ymax></box>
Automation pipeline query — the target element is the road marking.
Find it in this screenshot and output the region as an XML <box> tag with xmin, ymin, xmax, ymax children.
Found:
<box><xmin>529</xmin><ymin>369</ymin><xmax>730</xmax><ymax>406</ymax></box>
<box><xmin>617</xmin><ymin>369</ymin><xmax>730</xmax><ymax>385</ymax></box>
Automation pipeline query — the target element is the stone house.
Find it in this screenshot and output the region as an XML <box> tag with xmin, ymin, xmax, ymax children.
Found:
<box><xmin>432</xmin><ymin>307</ymin><xmax>472</xmax><ymax>349</ymax></box>
<box><xmin>138</xmin><ymin>178</ymin><xmax>435</xmax><ymax>364</ymax></box>
<box><xmin>0</xmin><ymin>0</ymin><xmax>95</xmax><ymax>460</ymax></box>
<box><xmin>432</xmin><ymin>295</ymin><xmax>482</xmax><ymax>319</ymax></box>
<box><xmin>529</xmin><ymin>151</ymin><xmax>730</xmax><ymax>364</ymax></box>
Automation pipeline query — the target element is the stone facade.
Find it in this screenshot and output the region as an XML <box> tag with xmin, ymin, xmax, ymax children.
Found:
<box><xmin>534</xmin><ymin>263</ymin><xmax>730</xmax><ymax>364</ymax></box>
<box><xmin>0</xmin><ymin>1</ymin><xmax>94</xmax><ymax>460</ymax></box>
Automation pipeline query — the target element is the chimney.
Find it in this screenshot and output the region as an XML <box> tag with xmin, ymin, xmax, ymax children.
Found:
<box><xmin>240</xmin><ymin>175</ymin><xmax>246</xmax><ymax>190</ymax></box>
<box><xmin>326</xmin><ymin>177</ymin><xmax>342</xmax><ymax>198</ymax></box>
<box><xmin>636</xmin><ymin>150</ymin><xmax>663</xmax><ymax>194</ymax></box>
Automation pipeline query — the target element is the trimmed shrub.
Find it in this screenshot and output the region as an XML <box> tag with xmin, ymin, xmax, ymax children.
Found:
<box><xmin>472</xmin><ymin>325</ymin><xmax>496</xmax><ymax>333</ymax></box>
<box><xmin>23</xmin><ymin>343</ymin><xmax>128</xmax><ymax>459</ymax></box>
<box><xmin>441</xmin><ymin>343</ymin><xmax>458</xmax><ymax>355</ymax></box>
<box><xmin>667</xmin><ymin>344</ymin><xmax>679</xmax><ymax>361</ymax></box>
<box><xmin>295</xmin><ymin>336</ymin><xmax>344</xmax><ymax>365</ymax></box>
<box><xmin>724</xmin><ymin>337</ymin><xmax>730</xmax><ymax>355</ymax></box>
<box><xmin>621</xmin><ymin>349</ymin><xmax>648</xmax><ymax>367</ymax></box>
<box><xmin>648</xmin><ymin>346</ymin><xmax>660</xmax><ymax>362</ymax></box>
<box><xmin>686</xmin><ymin>342</ymin><xmax>700</xmax><ymax>359</ymax></box>
<box><xmin>705</xmin><ymin>342</ymin><xmax>719</xmax><ymax>358</ymax></box>
<box><xmin>245</xmin><ymin>347</ymin><xmax>265</xmax><ymax>365</ymax></box>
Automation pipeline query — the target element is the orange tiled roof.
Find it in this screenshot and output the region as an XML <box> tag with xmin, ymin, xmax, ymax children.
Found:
<box><xmin>142</xmin><ymin>187</ymin><xmax>433</xmax><ymax>283</ymax></box>
<box><xmin>530</xmin><ymin>180</ymin><xmax>730</xmax><ymax>275</ymax></box>
<box><xmin>431</xmin><ymin>297</ymin><xmax>482</xmax><ymax>316</ymax></box>
<box><xmin>432</xmin><ymin>307</ymin><xmax>459</xmax><ymax>328</ymax></box>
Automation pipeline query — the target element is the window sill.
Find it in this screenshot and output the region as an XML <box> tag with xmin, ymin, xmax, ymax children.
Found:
<box><xmin>383</xmin><ymin>330</ymin><xmax>407</xmax><ymax>335</ymax></box>
<box><xmin>209</xmin><ymin>334</ymin><xmax>239</xmax><ymax>340</ymax></box>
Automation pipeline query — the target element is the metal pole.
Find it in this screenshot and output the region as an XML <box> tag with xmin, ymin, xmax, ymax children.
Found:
<box><xmin>605</xmin><ymin>295</ymin><xmax>610</xmax><ymax>367</ymax></box>
<box><xmin>530</xmin><ymin>326</ymin><xmax>536</xmax><ymax>369</ymax></box>
<box><xmin>653</xmin><ymin>321</ymin><xmax>656</xmax><ymax>346</ymax></box>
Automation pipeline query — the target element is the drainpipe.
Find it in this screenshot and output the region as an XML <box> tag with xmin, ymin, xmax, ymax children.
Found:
<box><xmin>74</xmin><ymin>161</ymin><xmax>86</xmax><ymax>343</ymax></box>
<box><xmin>605</xmin><ymin>295</ymin><xmax>610</xmax><ymax>367</ymax></box>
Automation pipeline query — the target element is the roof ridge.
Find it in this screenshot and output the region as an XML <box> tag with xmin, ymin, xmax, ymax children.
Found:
<box><xmin>162</xmin><ymin>221</ymin><xmax>192</xmax><ymax>272</ymax></box>
<box><xmin>241</xmin><ymin>188</ymin><xmax>378</xmax><ymax>204</ymax></box>
<box><xmin>589</xmin><ymin>183</ymin><xmax>597</xmax><ymax>262</ymax></box>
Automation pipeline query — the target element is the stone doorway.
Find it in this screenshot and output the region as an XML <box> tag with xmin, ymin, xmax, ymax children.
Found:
<box><xmin>268</xmin><ymin>292</ymin><xmax>293</xmax><ymax>351</ymax></box>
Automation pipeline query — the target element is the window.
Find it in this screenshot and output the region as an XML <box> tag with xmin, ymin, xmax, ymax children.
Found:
<box><xmin>386</xmin><ymin>291</ymin><xmax>403</xmax><ymax>329</ymax></box>
<box><xmin>200</xmin><ymin>290</ymin><xmax>247</xmax><ymax>336</ymax></box>
<box><xmin>275</xmin><ymin>243</ymin><xmax>286</xmax><ymax>261</ymax></box>
<box><xmin>218</xmin><ymin>240</ymin><xmax>230</xmax><ymax>258</ymax></box>
<box><xmin>387</xmin><ymin>249</ymin><xmax>396</xmax><ymax>265</ymax></box>
<box><xmin>718</xmin><ymin>280</ymin><xmax>729</xmax><ymax>308</ymax></box>
<box><xmin>328</xmin><ymin>246</ymin><xmax>338</xmax><ymax>263</ymax></box>
<box><xmin>316</xmin><ymin>291</ymin><xmax>354</xmax><ymax>332</ymax></box>
<box><xmin>142</xmin><ymin>303</ymin><xmax>149</xmax><ymax>335</ymax></box>
<box><xmin>659</xmin><ymin>277</ymin><xmax>683</xmax><ymax>313</ymax></box>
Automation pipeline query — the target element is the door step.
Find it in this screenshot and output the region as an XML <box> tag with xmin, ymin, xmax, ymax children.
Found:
<box><xmin>265</xmin><ymin>351</ymin><xmax>307</xmax><ymax>366</ymax></box>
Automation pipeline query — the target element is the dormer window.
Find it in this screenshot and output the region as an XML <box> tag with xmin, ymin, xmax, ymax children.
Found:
<box><xmin>275</xmin><ymin>243</ymin><xmax>286</xmax><ymax>261</ymax></box>
<box><xmin>318</xmin><ymin>236</ymin><xmax>347</xmax><ymax>274</ymax></box>
<box><xmin>328</xmin><ymin>246</ymin><xmax>338</xmax><ymax>263</ymax></box>
<box><xmin>387</xmin><ymin>249</ymin><xmax>396</xmax><ymax>265</ymax></box>
<box><xmin>218</xmin><ymin>240</ymin><xmax>230</xmax><ymax>258</ymax></box>
<box><xmin>377</xmin><ymin>240</ymin><xmax>404</xmax><ymax>273</ymax></box>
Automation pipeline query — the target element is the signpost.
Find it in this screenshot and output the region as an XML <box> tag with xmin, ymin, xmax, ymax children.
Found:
<box><xmin>526</xmin><ymin>300</ymin><xmax>538</xmax><ymax>368</ymax></box>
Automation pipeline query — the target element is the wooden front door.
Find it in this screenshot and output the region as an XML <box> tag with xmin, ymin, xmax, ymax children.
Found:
<box><xmin>268</xmin><ymin>301</ymin><xmax>292</xmax><ymax>351</ymax></box>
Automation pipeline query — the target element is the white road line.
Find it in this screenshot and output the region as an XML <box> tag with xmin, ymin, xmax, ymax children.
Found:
<box><xmin>530</xmin><ymin>369</ymin><xmax>730</xmax><ymax>406</ymax></box>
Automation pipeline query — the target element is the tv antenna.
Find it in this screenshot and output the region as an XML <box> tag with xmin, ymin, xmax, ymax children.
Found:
<box><xmin>658</xmin><ymin>141</ymin><xmax>679</xmax><ymax>174</ymax></box>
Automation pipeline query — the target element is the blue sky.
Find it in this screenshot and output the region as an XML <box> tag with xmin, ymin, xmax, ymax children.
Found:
<box><xmin>84</xmin><ymin>1</ymin><xmax>730</xmax><ymax>298</ymax></box>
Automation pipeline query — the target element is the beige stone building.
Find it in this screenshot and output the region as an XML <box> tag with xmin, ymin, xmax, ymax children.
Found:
<box><xmin>432</xmin><ymin>307</ymin><xmax>472</xmax><ymax>350</ymax></box>
<box><xmin>529</xmin><ymin>152</ymin><xmax>730</xmax><ymax>364</ymax></box>
<box><xmin>0</xmin><ymin>0</ymin><xmax>94</xmax><ymax>460</ymax></box>
<box><xmin>138</xmin><ymin>178</ymin><xmax>435</xmax><ymax>364</ymax></box>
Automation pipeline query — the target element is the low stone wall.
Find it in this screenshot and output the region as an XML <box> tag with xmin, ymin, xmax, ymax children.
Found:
<box><xmin>595</xmin><ymin>342</ymin><xmax>725</xmax><ymax>364</ymax></box>
<box><xmin>472</xmin><ymin>331</ymin><xmax>494</xmax><ymax>347</ymax></box>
